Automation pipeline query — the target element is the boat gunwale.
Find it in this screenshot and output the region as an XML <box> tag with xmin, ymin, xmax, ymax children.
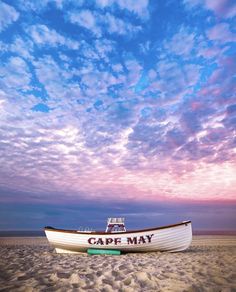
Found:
<box><xmin>44</xmin><ymin>220</ymin><xmax>191</xmax><ymax>235</ymax></box>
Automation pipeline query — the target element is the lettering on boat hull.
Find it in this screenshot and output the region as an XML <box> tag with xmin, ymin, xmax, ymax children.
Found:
<box><xmin>88</xmin><ymin>234</ymin><xmax>154</xmax><ymax>246</ymax></box>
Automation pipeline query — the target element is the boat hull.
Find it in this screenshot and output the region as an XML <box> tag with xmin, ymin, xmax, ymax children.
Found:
<box><xmin>45</xmin><ymin>221</ymin><xmax>192</xmax><ymax>253</ymax></box>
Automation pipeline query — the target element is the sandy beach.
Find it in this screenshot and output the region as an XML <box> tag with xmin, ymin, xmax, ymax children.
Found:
<box><xmin>0</xmin><ymin>236</ymin><xmax>235</xmax><ymax>292</ymax></box>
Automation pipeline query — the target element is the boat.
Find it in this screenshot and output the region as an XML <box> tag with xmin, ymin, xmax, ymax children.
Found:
<box><xmin>44</xmin><ymin>218</ymin><xmax>192</xmax><ymax>253</ymax></box>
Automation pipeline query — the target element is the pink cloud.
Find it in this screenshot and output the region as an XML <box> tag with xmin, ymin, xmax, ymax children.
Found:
<box><xmin>1</xmin><ymin>151</ymin><xmax>235</xmax><ymax>204</ymax></box>
<box><xmin>184</xmin><ymin>0</ymin><xmax>236</xmax><ymax>18</ymax></box>
<box><xmin>207</xmin><ymin>56</ymin><xmax>236</xmax><ymax>94</ymax></box>
<box><xmin>207</xmin><ymin>23</ymin><xmax>236</xmax><ymax>43</ymax></box>
<box><xmin>205</xmin><ymin>0</ymin><xmax>236</xmax><ymax>18</ymax></box>
<box><xmin>198</xmin><ymin>46</ymin><xmax>228</xmax><ymax>59</ymax></box>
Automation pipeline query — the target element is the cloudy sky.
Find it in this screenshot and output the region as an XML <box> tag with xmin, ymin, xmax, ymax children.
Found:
<box><xmin>0</xmin><ymin>0</ymin><xmax>235</xmax><ymax>231</ymax></box>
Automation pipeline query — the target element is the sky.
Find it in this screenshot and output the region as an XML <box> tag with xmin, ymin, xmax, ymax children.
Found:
<box><xmin>0</xmin><ymin>0</ymin><xmax>235</xmax><ymax>231</ymax></box>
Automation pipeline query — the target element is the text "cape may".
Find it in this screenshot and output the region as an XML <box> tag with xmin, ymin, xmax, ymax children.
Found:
<box><xmin>88</xmin><ymin>234</ymin><xmax>154</xmax><ymax>245</ymax></box>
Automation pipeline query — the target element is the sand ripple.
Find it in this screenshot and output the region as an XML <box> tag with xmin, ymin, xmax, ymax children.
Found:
<box><xmin>0</xmin><ymin>236</ymin><xmax>236</xmax><ymax>291</ymax></box>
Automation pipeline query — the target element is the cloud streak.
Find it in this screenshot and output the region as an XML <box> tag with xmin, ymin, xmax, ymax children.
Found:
<box><xmin>0</xmin><ymin>0</ymin><xmax>235</xmax><ymax>228</ymax></box>
<box><xmin>67</xmin><ymin>9</ymin><xmax>141</xmax><ymax>37</ymax></box>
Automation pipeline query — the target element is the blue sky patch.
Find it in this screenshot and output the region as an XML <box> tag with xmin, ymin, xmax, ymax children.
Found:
<box><xmin>31</xmin><ymin>103</ymin><xmax>51</xmax><ymax>113</ymax></box>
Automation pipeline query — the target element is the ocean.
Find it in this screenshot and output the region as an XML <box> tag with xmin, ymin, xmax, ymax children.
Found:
<box><xmin>0</xmin><ymin>231</ymin><xmax>45</xmax><ymax>237</ymax></box>
<box><xmin>0</xmin><ymin>230</ymin><xmax>235</xmax><ymax>237</ymax></box>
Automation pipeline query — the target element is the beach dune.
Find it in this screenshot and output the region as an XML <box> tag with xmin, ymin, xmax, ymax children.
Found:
<box><xmin>0</xmin><ymin>236</ymin><xmax>235</xmax><ymax>291</ymax></box>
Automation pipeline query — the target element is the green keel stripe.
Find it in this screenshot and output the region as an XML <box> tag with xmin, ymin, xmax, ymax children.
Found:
<box><xmin>87</xmin><ymin>249</ymin><xmax>121</xmax><ymax>255</ymax></box>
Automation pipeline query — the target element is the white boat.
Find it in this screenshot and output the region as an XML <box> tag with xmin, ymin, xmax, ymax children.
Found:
<box><xmin>44</xmin><ymin>218</ymin><xmax>192</xmax><ymax>253</ymax></box>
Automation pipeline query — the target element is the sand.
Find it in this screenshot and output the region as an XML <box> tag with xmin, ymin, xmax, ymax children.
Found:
<box><xmin>0</xmin><ymin>236</ymin><xmax>235</xmax><ymax>292</ymax></box>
